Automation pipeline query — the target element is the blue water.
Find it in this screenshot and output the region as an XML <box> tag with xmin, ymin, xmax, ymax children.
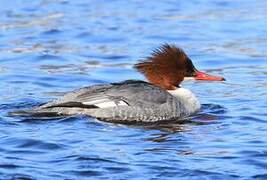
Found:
<box><xmin>1</xmin><ymin>0</ymin><xmax>267</xmax><ymax>179</ymax></box>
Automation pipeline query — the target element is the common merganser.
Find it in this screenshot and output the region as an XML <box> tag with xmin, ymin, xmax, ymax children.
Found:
<box><xmin>12</xmin><ymin>44</ymin><xmax>225</xmax><ymax>123</ymax></box>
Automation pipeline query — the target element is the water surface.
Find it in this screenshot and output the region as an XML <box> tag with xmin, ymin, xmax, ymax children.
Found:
<box><xmin>0</xmin><ymin>0</ymin><xmax>267</xmax><ymax>179</ymax></box>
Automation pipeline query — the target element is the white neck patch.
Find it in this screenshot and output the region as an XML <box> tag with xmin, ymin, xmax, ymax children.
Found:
<box><xmin>167</xmin><ymin>88</ymin><xmax>201</xmax><ymax>115</ymax></box>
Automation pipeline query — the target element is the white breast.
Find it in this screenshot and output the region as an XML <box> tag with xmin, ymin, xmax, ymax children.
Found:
<box><xmin>167</xmin><ymin>88</ymin><xmax>201</xmax><ymax>115</ymax></box>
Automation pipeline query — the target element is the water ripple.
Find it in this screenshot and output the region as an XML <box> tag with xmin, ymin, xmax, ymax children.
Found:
<box><xmin>1</xmin><ymin>0</ymin><xmax>267</xmax><ymax>179</ymax></box>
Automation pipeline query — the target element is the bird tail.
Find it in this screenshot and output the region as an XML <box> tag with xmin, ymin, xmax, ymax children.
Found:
<box><xmin>9</xmin><ymin>109</ymin><xmax>61</xmax><ymax>118</ymax></box>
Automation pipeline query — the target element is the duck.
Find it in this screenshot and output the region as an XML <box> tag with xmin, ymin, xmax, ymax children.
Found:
<box><xmin>12</xmin><ymin>44</ymin><xmax>225</xmax><ymax>123</ymax></box>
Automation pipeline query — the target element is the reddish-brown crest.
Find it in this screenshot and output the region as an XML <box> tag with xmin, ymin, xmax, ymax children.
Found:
<box><xmin>134</xmin><ymin>44</ymin><xmax>189</xmax><ymax>90</ymax></box>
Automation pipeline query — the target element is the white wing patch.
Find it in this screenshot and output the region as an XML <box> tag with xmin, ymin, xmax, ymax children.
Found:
<box><xmin>82</xmin><ymin>98</ymin><xmax>128</xmax><ymax>108</ymax></box>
